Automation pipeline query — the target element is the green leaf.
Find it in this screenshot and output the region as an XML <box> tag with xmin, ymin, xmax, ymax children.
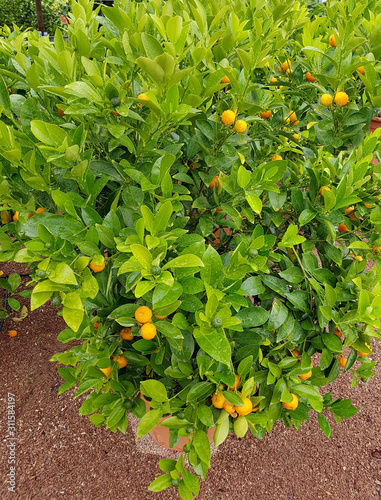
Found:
<box><xmin>186</xmin><ymin>382</ymin><xmax>214</xmax><ymax>402</ymax></box>
<box><xmin>200</xmin><ymin>245</ymin><xmax>223</xmax><ymax>285</ymax></box>
<box><xmin>153</xmin><ymin>201</ymin><xmax>173</xmax><ymax>235</ymax></box>
<box><xmin>236</xmin><ymin>307</ymin><xmax>269</xmax><ymax>328</ymax></box>
<box><xmin>137</xmin><ymin>408</ymin><xmax>163</xmax><ymax>438</ymax></box>
<box><xmin>268</xmin><ymin>298</ymin><xmax>288</xmax><ymax>330</ymax></box>
<box><xmin>278</xmin><ymin>224</ymin><xmax>306</xmax><ymax>247</ymax></box>
<box><xmin>245</xmin><ymin>193</ymin><xmax>262</xmax><ymax>214</ymax></box>
<box><xmin>197</xmin><ymin>404</ymin><xmax>214</xmax><ymax>427</ymax></box>
<box><xmin>292</xmin><ymin>385</ymin><xmax>323</xmax><ymax>412</ymax></box>
<box><xmin>152</xmin><ymin>283</ymin><xmax>182</xmax><ymax>309</ymax></box>
<box><xmin>213</xmin><ymin>413</ymin><xmax>230</xmax><ymax>446</ymax></box>
<box><xmin>148</xmin><ymin>473</ymin><xmax>172</xmax><ymax>492</ymax></box>
<box><xmin>106</xmin><ymin>401</ymin><xmax>126</xmax><ymax>429</ymax></box>
<box><xmin>299</xmin><ymin>209</ymin><xmax>316</xmax><ymax>226</ymax></box>
<box><xmin>183</xmin><ymin>469</ymin><xmax>200</xmax><ymax>496</ymax></box>
<box><xmin>279</xmin><ymin>266</ymin><xmax>304</xmax><ymax>284</ymax></box>
<box><xmin>140</xmin><ymin>380</ymin><xmax>168</xmax><ymax>402</ymax></box>
<box><xmin>317</xmin><ymin>413</ymin><xmax>332</xmax><ymax>438</ymax></box>
<box><xmin>31</xmin><ymin>120</ymin><xmax>68</xmax><ymax>147</ymax></box>
<box><xmin>162</xmin><ymin>254</ymin><xmax>204</xmax><ymax>270</ymax></box>
<box><xmin>193</xmin><ymin>430</ymin><xmax>211</xmax><ymax>465</ymax></box>
<box><xmin>193</xmin><ymin>326</ymin><xmax>231</xmax><ymax>366</ymax></box>
<box><xmin>50</xmin><ymin>263</ymin><xmax>78</xmax><ymax>285</ymax></box>
<box><xmin>241</xmin><ymin>277</ymin><xmax>265</xmax><ymax>295</ymax></box>
<box><xmin>330</xmin><ymin>399</ymin><xmax>358</xmax><ymax>418</ymax></box>
<box><xmin>159</xmin><ymin>459</ymin><xmax>177</xmax><ymax>472</ymax></box>
<box><xmin>237</xmin><ymin>165</ymin><xmax>251</xmax><ymax>189</ymax></box>
<box><xmin>130</xmin><ymin>244</ymin><xmax>152</xmax><ymax>271</ymax></box>
<box><xmin>96</xmin><ymin>224</ymin><xmax>115</xmax><ymax>248</ymax></box>
<box><xmin>321</xmin><ymin>333</ymin><xmax>343</xmax><ymax>353</ymax></box>
<box><xmin>234</xmin><ymin>415</ymin><xmax>249</xmax><ymax>438</ymax></box>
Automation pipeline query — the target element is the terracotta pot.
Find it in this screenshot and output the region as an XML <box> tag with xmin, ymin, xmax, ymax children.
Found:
<box><xmin>369</xmin><ymin>117</ymin><xmax>381</xmax><ymax>134</ymax></box>
<box><xmin>141</xmin><ymin>396</ymin><xmax>215</xmax><ymax>451</ymax></box>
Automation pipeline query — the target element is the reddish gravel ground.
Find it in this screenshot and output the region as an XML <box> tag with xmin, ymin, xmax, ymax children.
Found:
<box><xmin>0</xmin><ymin>263</ymin><xmax>380</xmax><ymax>500</ymax></box>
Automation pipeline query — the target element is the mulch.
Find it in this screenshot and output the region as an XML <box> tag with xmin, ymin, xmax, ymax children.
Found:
<box><xmin>0</xmin><ymin>263</ymin><xmax>380</xmax><ymax>500</ymax></box>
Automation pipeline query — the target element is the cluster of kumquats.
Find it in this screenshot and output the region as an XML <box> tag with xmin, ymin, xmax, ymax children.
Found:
<box><xmin>211</xmin><ymin>374</ymin><xmax>257</xmax><ymax>416</ymax></box>
<box><xmin>93</xmin><ymin>306</ymin><xmax>159</xmax><ymax>378</ymax></box>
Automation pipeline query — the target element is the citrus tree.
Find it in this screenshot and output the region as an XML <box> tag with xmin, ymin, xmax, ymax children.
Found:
<box><xmin>1</xmin><ymin>0</ymin><xmax>381</xmax><ymax>497</ymax></box>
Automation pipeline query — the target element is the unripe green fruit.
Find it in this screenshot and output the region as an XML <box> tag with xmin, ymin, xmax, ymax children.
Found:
<box><xmin>36</xmin><ymin>270</ymin><xmax>46</xmax><ymax>278</ymax></box>
<box><xmin>171</xmin><ymin>479</ymin><xmax>179</xmax><ymax>487</ymax></box>
<box><xmin>52</xmin><ymin>296</ymin><xmax>62</xmax><ymax>307</ymax></box>
<box><xmin>248</xmin><ymin>249</ymin><xmax>258</xmax><ymax>257</ymax></box>
<box><xmin>152</xmin><ymin>265</ymin><xmax>161</xmax><ymax>276</ymax></box>
<box><xmin>212</xmin><ymin>317</ymin><xmax>223</xmax><ymax>328</ymax></box>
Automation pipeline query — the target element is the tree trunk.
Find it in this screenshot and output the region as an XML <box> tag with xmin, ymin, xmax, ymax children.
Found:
<box><xmin>35</xmin><ymin>0</ymin><xmax>45</xmax><ymax>34</ymax></box>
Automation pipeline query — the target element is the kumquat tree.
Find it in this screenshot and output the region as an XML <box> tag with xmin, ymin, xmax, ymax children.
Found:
<box><xmin>1</xmin><ymin>0</ymin><xmax>381</xmax><ymax>497</ymax></box>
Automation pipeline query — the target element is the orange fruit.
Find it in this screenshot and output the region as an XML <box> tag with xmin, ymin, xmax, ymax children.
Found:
<box><xmin>209</xmin><ymin>176</ymin><xmax>219</xmax><ymax>189</ymax></box>
<box><xmin>120</xmin><ymin>327</ymin><xmax>133</xmax><ymax>340</ymax></box>
<box><xmin>306</xmin><ymin>72</ymin><xmax>316</xmax><ymax>83</ymax></box>
<box><xmin>271</xmin><ymin>154</ymin><xmax>282</xmax><ymax>161</ymax></box>
<box><xmin>321</xmin><ymin>94</ymin><xmax>333</xmax><ymax>107</ymax></box>
<box><xmin>57</xmin><ymin>108</ymin><xmax>65</xmax><ymax>117</ymax></box>
<box><xmin>282</xmin><ymin>394</ymin><xmax>298</xmax><ymax>410</ymax></box>
<box><xmin>154</xmin><ymin>314</ymin><xmax>167</xmax><ymax>320</ymax></box>
<box><xmin>221</xmin><ymin>110</ymin><xmax>236</xmax><ymax>125</ymax></box>
<box><xmin>334</xmin><ymin>92</ymin><xmax>349</xmax><ymax>107</ymax></box>
<box><xmin>363</xmin><ymin>203</ymin><xmax>372</xmax><ymax>208</ymax></box>
<box><xmin>284</xmin><ymin>110</ymin><xmax>297</xmax><ymax>124</ymax></box>
<box><xmin>9</xmin><ymin>330</ymin><xmax>17</xmax><ymax>338</ymax></box>
<box><xmin>137</xmin><ymin>93</ymin><xmax>149</xmax><ymax>101</ymax></box>
<box><xmin>90</xmin><ymin>260</ymin><xmax>105</xmax><ymax>273</ymax></box>
<box><xmin>93</xmin><ymin>321</ymin><xmax>99</xmax><ymax>330</ymax></box>
<box><xmin>292</xmin><ymin>133</ymin><xmax>299</xmax><ymax>140</ymax></box>
<box><xmin>36</xmin><ymin>207</ymin><xmax>44</xmax><ymax>214</ymax></box>
<box><xmin>28</xmin><ymin>213</ymin><xmax>34</xmax><ymax>218</ymax></box>
<box><xmin>113</xmin><ymin>354</ymin><xmax>128</xmax><ymax>368</ymax></box>
<box><xmin>320</xmin><ymin>185</ymin><xmax>331</xmax><ymax>196</ymax></box>
<box><xmin>338</xmin><ymin>355</ymin><xmax>347</xmax><ymax>368</ymax></box>
<box><xmin>221</xmin><ymin>76</ymin><xmax>230</xmax><ymax>84</ymax></box>
<box><xmin>270</xmin><ymin>77</ymin><xmax>278</xmax><ymax>83</ymax></box>
<box><xmin>135</xmin><ymin>306</ymin><xmax>152</xmax><ymax>324</ymax></box>
<box><xmin>329</xmin><ymin>34</ymin><xmax>337</xmax><ymax>47</ymax></box>
<box><xmin>234</xmin><ymin>120</ymin><xmax>247</xmax><ymax>133</ymax></box>
<box><xmin>358</xmin><ymin>343</ymin><xmax>371</xmax><ymax>357</ymax></box>
<box><xmin>345</xmin><ymin>206</ymin><xmax>355</xmax><ymax>214</ymax></box>
<box><xmin>140</xmin><ymin>323</ymin><xmax>157</xmax><ymax>340</ymax></box>
<box><xmin>278</xmin><ymin>65</ymin><xmax>284</xmax><ymax>73</ymax></box>
<box><xmin>357</xmin><ymin>66</ymin><xmax>365</xmax><ymax>75</ymax></box>
<box><xmin>299</xmin><ymin>370</ymin><xmax>312</xmax><ymax>380</ymax></box>
<box><xmin>100</xmin><ymin>367</ymin><xmax>111</xmax><ymax>377</ymax></box>
<box><xmin>333</xmin><ymin>329</ymin><xmax>342</xmax><ymax>338</ymax></box>
<box><xmin>260</xmin><ymin>110</ymin><xmax>272</xmax><ymax>119</ymax></box>
<box><xmin>212</xmin><ymin>392</ymin><xmax>226</xmax><ymax>409</ymax></box>
<box><xmin>223</xmin><ymin>401</ymin><xmax>235</xmax><ymax>413</ymax></box>
<box><xmin>12</xmin><ymin>211</ymin><xmax>19</xmax><ymax>221</ymax></box>
<box><xmin>290</xmin><ymin>349</ymin><xmax>300</xmax><ymax>358</ymax></box>
<box><xmin>189</xmin><ymin>163</ymin><xmax>197</xmax><ymax>170</ymax></box>
<box><xmin>338</xmin><ymin>222</ymin><xmax>349</xmax><ymax>233</ymax></box>
<box><xmin>282</xmin><ymin>59</ymin><xmax>292</xmax><ymax>71</ymax></box>
<box><xmin>235</xmin><ymin>397</ymin><xmax>253</xmax><ymax>416</ymax></box>
<box><xmin>229</xmin><ymin>374</ymin><xmax>241</xmax><ymax>391</ymax></box>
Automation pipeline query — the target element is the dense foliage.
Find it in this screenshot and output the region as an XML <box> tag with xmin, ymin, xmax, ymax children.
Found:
<box><xmin>0</xmin><ymin>0</ymin><xmax>69</xmax><ymax>34</ymax></box>
<box><xmin>1</xmin><ymin>0</ymin><xmax>381</xmax><ymax>497</ymax></box>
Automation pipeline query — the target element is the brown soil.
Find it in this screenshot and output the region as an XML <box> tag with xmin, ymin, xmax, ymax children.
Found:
<box><xmin>1</xmin><ymin>264</ymin><xmax>381</xmax><ymax>500</ymax></box>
